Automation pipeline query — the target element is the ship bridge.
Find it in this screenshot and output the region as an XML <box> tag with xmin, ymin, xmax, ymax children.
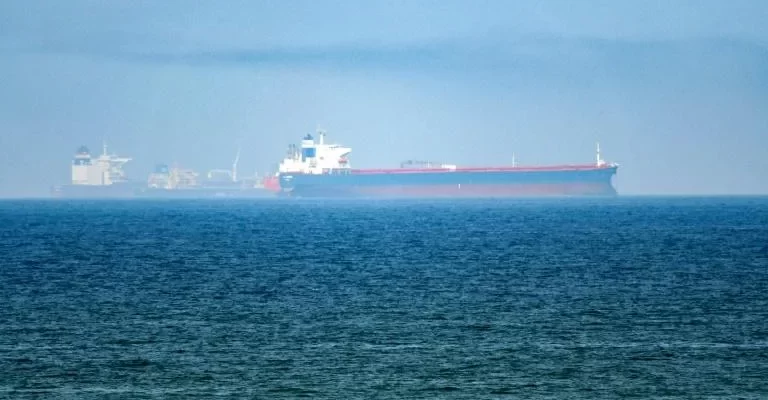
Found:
<box><xmin>278</xmin><ymin>129</ymin><xmax>352</xmax><ymax>175</ymax></box>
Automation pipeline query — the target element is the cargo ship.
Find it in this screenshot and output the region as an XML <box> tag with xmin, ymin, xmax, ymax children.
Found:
<box><xmin>137</xmin><ymin>161</ymin><xmax>275</xmax><ymax>198</ymax></box>
<box><xmin>276</xmin><ymin>130</ymin><xmax>619</xmax><ymax>197</ymax></box>
<box><xmin>51</xmin><ymin>144</ymin><xmax>277</xmax><ymax>198</ymax></box>
<box><xmin>50</xmin><ymin>144</ymin><xmax>141</xmax><ymax>198</ymax></box>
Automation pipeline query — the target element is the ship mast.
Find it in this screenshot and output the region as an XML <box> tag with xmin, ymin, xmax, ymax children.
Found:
<box><xmin>596</xmin><ymin>142</ymin><xmax>605</xmax><ymax>167</ymax></box>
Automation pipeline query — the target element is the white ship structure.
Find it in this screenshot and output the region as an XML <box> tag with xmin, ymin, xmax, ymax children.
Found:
<box><xmin>51</xmin><ymin>143</ymin><xmax>278</xmax><ymax>198</ymax></box>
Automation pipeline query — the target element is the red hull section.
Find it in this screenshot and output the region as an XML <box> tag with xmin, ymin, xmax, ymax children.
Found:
<box><xmin>355</xmin><ymin>183</ymin><xmax>614</xmax><ymax>197</ymax></box>
<box><xmin>263</xmin><ymin>176</ymin><xmax>281</xmax><ymax>192</ymax></box>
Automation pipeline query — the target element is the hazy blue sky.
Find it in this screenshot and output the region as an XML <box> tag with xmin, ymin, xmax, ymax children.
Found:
<box><xmin>1</xmin><ymin>0</ymin><xmax>767</xmax><ymax>196</ymax></box>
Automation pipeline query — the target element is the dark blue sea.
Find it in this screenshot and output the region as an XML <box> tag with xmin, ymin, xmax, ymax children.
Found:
<box><xmin>1</xmin><ymin>197</ymin><xmax>767</xmax><ymax>398</ymax></box>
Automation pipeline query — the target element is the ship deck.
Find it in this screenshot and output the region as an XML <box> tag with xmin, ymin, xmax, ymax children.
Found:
<box><xmin>349</xmin><ymin>164</ymin><xmax>616</xmax><ymax>174</ymax></box>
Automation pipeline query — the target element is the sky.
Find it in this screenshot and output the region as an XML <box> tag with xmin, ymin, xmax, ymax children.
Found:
<box><xmin>1</xmin><ymin>0</ymin><xmax>767</xmax><ymax>196</ymax></box>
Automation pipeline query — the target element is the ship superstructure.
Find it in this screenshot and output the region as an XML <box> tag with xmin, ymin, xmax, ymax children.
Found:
<box><xmin>70</xmin><ymin>143</ymin><xmax>132</xmax><ymax>186</ymax></box>
<box><xmin>277</xmin><ymin>130</ymin><xmax>352</xmax><ymax>174</ymax></box>
<box><xmin>276</xmin><ymin>129</ymin><xmax>620</xmax><ymax>197</ymax></box>
<box><xmin>51</xmin><ymin>143</ymin><xmax>138</xmax><ymax>198</ymax></box>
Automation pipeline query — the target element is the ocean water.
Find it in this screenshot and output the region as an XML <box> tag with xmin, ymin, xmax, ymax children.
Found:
<box><xmin>1</xmin><ymin>196</ymin><xmax>767</xmax><ymax>399</ymax></box>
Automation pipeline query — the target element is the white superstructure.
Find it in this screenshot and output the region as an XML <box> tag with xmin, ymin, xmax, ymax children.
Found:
<box><xmin>71</xmin><ymin>143</ymin><xmax>132</xmax><ymax>185</ymax></box>
<box><xmin>277</xmin><ymin>130</ymin><xmax>352</xmax><ymax>175</ymax></box>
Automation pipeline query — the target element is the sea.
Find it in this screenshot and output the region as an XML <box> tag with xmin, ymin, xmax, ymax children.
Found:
<box><xmin>1</xmin><ymin>196</ymin><xmax>767</xmax><ymax>399</ymax></box>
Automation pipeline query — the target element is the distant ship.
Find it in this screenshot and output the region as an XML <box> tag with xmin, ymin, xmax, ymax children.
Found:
<box><xmin>50</xmin><ymin>144</ymin><xmax>139</xmax><ymax>198</ymax></box>
<box><xmin>275</xmin><ymin>130</ymin><xmax>619</xmax><ymax>197</ymax></box>
<box><xmin>51</xmin><ymin>144</ymin><xmax>277</xmax><ymax>199</ymax></box>
<box><xmin>137</xmin><ymin>161</ymin><xmax>275</xmax><ymax>199</ymax></box>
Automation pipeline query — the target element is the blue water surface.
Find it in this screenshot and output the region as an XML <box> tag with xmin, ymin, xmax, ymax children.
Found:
<box><xmin>1</xmin><ymin>196</ymin><xmax>767</xmax><ymax>398</ymax></box>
